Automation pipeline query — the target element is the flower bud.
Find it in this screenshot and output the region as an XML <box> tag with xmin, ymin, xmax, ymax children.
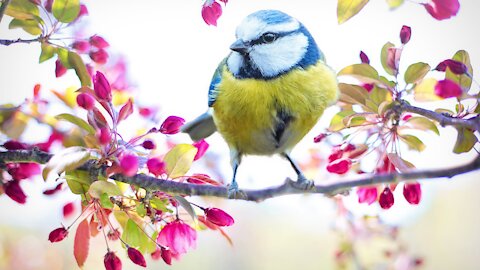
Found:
<box><xmin>160</xmin><ymin>116</ymin><xmax>185</xmax><ymax>135</ymax></box>
<box><xmin>201</xmin><ymin>1</ymin><xmax>222</xmax><ymax>26</ymax></box>
<box><xmin>76</xmin><ymin>93</ymin><xmax>95</xmax><ymax>110</ymax></box>
<box><xmin>205</xmin><ymin>207</ymin><xmax>235</xmax><ymax>226</ymax></box>
<box><xmin>127</xmin><ymin>247</ymin><xmax>147</xmax><ymax>267</ymax></box>
<box><xmin>359</xmin><ymin>51</ymin><xmax>370</xmax><ymax>64</ymax></box>
<box><xmin>142</xmin><ymin>140</ymin><xmax>156</xmax><ymax>150</ymax></box>
<box><xmin>98</xmin><ymin>127</ymin><xmax>111</xmax><ymax>145</ymax></box>
<box><xmin>48</xmin><ymin>227</ymin><xmax>69</xmax><ymax>242</ymax></box>
<box><xmin>357</xmin><ymin>186</ymin><xmax>378</xmax><ymax>205</ymax></box>
<box><xmin>55</xmin><ymin>59</ymin><xmax>67</xmax><ymax>78</ymax></box>
<box><xmin>120</xmin><ymin>154</ymin><xmax>139</xmax><ymax>177</ymax></box>
<box><xmin>63</xmin><ymin>202</ymin><xmax>75</xmax><ymax>218</ymax></box>
<box><xmin>403</xmin><ymin>182</ymin><xmax>422</xmax><ymax>205</ymax></box>
<box><xmin>104</xmin><ymin>251</ymin><xmax>122</xmax><ymax>270</ymax></box>
<box><xmin>379</xmin><ymin>187</ymin><xmax>394</xmax><ymax>209</ymax></box>
<box><xmin>147</xmin><ymin>158</ymin><xmax>165</xmax><ymax>177</ymax></box>
<box><xmin>72</xmin><ymin>40</ymin><xmax>90</xmax><ymax>53</ymax></box>
<box><xmin>4</xmin><ymin>180</ymin><xmax>27</xmax><ymax>204</ymax></box>
<box><xmin>89</xmin><ymin>35</ymin><xmax>110</xmax><ymax>49</ymax></box>
<box><xmin>435</xmin><ymin>59</ymin><xmax>468</xmax><ymax>75</ymax></box>
<box><xmin>400</xmin><ymin>25</ymin><xmax>411</xmax><ymax>44</ymax></box>
<box><xmin>192</xmin><ymin>139</ymin><xmax>209</xmax><ymax>160</ymax></box>
<box><xmin>93</xmin><ymin>71</ymin><xmax>112</xmax><ymax>101</ymax></box>
<box><xmin>434</xmin><ymin>79</ymin><xmax>462</xmax><ymax>99</ymax></box>
<box><xmin>313</xmin><ymin>133</ymin><xmax>327</xmax><ymax>143</ymax></box>
<box><xmin>90</xmin><ymin>49</ymin><xmax>109</xmax><ymax>64</ymax></box>
<box><xmin>326</xmin><ymin>158</ymin><xmax>352</xmax><ymax>175</ymax></box>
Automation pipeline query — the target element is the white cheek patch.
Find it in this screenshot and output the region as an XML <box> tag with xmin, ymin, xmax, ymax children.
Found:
<box><xmin>237</xmin><ymin>17</ymin><xmax>300</xmax><ymax>42</ymax></box>
<box><xmin>250</xmin><ymin>33</ymin><xmax>308</xmax><ymax>77</ymax></box>
<box><xmin>227</xmin><ymin>52</ymin><xmax>244</xmax><ymax>76</ymax></box>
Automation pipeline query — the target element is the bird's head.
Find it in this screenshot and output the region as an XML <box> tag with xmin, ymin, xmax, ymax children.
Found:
<box><xmin>227</xmin><ymin>10</ymin><xmax>322</xmax><ymax>79</ymax></box>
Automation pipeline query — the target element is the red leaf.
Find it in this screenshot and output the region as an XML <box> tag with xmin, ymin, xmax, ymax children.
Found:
<box><xmin>118</xmin><ymin>98</ymin><xmax>134</xmax><ymax>123</ymax></box>
<box><xmin>74</xmin><ymin>219</ymin><xmax>90</xmax><ymax>268</ymax></box>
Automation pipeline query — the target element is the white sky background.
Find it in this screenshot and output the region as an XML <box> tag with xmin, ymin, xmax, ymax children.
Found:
<box><xmin>1</xmin><ymin>1</ymin><xmax>480</xmax><ymax>267</ymax></box>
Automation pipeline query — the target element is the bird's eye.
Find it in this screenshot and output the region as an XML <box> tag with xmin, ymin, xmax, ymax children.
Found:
<box><xmin>261</xmin><ymin>33</ymin><xmax>278</xmax><ymax>43</ymax></box>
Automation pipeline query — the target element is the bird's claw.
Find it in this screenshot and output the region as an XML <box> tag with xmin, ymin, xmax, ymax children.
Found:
<box><xmin>227</xmin><ymin>181</ymin><xmax>247</xmax><ymax>199</ymax></box>
<box><xmin>292</xmin><ymin>175</ymin><xmax>315</xmax><ymax>191</ymax></box>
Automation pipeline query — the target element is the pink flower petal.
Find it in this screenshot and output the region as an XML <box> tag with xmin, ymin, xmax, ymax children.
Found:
<box><xmin>423</xmin><ymin>0</ymin><xmax>460</xmax><ymax>20</ymax></box>
<box><xmin>192</xmin><ymin>139</ymin><xmax>209</xmax><ymax>160</ymax></box>
<box><xmin>201</xmin><ymin>1</ymin><xmax>222</xmax><ymax>26</ymax></box>
<box><xmin>160</xmin><ymin>116</ymin><xmax>185</xmax><ymax>135</ymax></box>
<box><xmin>403</xmin><ymin>182</ymin><xmax>422</xmax><ymax>205</ymax></box>
<box><xmin>434</xmin><ymin>79</ymin><xmax>462</xmax><ymax>98</ymax></box>
<box><xmin>120</xmin><ymin>154</ymin><xmax>139</xmax><ymax>177</ymax></box>
<box><xmin>357</xmin><ymin>186</ymin><xmax>378</xmax><ymax>205</ymax></box>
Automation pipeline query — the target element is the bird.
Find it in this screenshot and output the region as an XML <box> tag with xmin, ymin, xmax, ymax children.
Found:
<box><xmin>182</xmin><ymin>10</ymin><xmax>339</xmax><ymax>198</ymax></box>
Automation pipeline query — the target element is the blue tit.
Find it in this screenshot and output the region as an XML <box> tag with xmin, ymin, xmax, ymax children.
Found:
<box><xmin>182</xmin><ymin>10</ymin><xmax>339</xmax><ymax>197</ymax></box>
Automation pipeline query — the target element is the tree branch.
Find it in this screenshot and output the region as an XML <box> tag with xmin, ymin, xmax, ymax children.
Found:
<box><xmin>0</xmin><ymin>0</ymin><xmax>11</xmax><ymax>24</ymax></box>
<box><xmin>1</xmin><ymin>149</ymin><xmax>479</xmax><ymax>202</ymax></box>
<box><xmin>0</xmin><ymin>37</ymin><xmax>41</xmax><ymax>46</ymax></box>
<box><xmin>399</xmin><ymin>101</ymin><xmax>480</xmax><ymax>130</ymax></box>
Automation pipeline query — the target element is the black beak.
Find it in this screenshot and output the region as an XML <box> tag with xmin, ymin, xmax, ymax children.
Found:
<box><xmin>230</xmin><ymin>39</ymin><xmax>249</xmax><ymax>55</ymax></box>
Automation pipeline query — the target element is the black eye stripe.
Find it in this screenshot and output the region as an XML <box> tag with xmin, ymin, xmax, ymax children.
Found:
<box><xmin>249</xmin><ymin>30</ymin><xmax>298</xmax><ymax>46</ymax></box>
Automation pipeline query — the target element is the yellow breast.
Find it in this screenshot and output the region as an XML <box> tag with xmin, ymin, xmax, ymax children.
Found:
<box><xmin>212</xmin><ymin>60</ymin><xmax>338</xmax><ymax>155</ymax></box>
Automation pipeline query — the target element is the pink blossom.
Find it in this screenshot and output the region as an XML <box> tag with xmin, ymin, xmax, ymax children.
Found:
<box><xmin>8</xmin><ymin>163</ymin><xmax>41</xmax><ymax>181</ymax></box>
<box><xmin>403</xmin><ymin>182</ymin><xmax>422</xmax><ymax>205</ymax></box>
<box><xmin>379</xmin><ymin>187</ymin><xmax>395</xmax><ymax>209</ymax></box>
<box><xmin>202</xmin><ymin>1</ymin><xmax>223</xmax><ymax>26</ymax></box>
<box><xmin>55</xmin><ymin>59</ymin><xmax>67</xmax><ymax>77</ymax></box>
<box><xmin>72</xmin><ymin>40</ymin><xmax>90</xmax><ymax>53</ymax></box>
<box><xmin>34</xmin><ymin>131</ymin><xmax>64</xmax><ymax>152</ymax></box>
<box><xmin>402</xmin><ymin>114</ymin><xmax>412</xmax><ymax>121</ymax></box>
<box><xmin>147</xmin><ymin>158</ymin><xmax>166</xmax><ymax>177</ymax></box>
<box><xmin>192</xmin><ymin>139</ymin><xmax>209</xmax><ymax>160</ymax></box>
<box><xmin>97</xmin><ymin>127</ymin><xmax>111</xmax><ymax>145</ymax></box>
<box><xmin>157</xmin><ymin>220</ymin><xmax>197</xmax><ymax>255</ymax></box>
<box><xmin>76</xmin><ymin>93</ymin><xmax>95</xmax><ymax>110</ymax></box>
<box><xmin>120</xmin><ymin>154</ymin><xmax>139</xmax><ymax>177</ymax></box>
<box><xmin>104</xmin><ymin>251</ymin><xmax>122</xmax><ymax>270</ymax></box>
<box><xmin>328</xmin><ymin>145</ymin><xmax>344</xmax><ymax>163</ymax></box>
<box><xmin>205</xmin><ymin>208</ymin><xmax>234</xmax><ymax>226</ymax></box>
<box><xmin>357</xmin><ymin>187</ymin><xmax>378</xmax><ymax>205</ymax></box>
<box><xmin>4</xmin><ymin>180</ymin><xmax>27</xmax><ymax>204</ymax></box>
<box><xmin>89</xmin><ymin>49</ymin><xmax>109</xmax><ymax>64</ymax></box>
<box><xmin>313</xmin><ymin>133</ymin><xmax>327</xmax><ymax>143</ymax></box>
<box><xmin>89</xmin><ymin>35</ymin><xmax>110</xmax><ymax>49</ymax></box>
<box><xmin>63</xmin><ymin>202</ymin><xmax>75</xmax><ymax>218</ymax></box>
<box><xmin>434</xmin><ymin>79</ymin><xmax>462</xmax><ymax>98</ymax></box>
<box><xmin>326</xmin><ymin>158</ymin><xmax>352</xmax><ymax>175</ymax></box>
<box><xmin>359</xmin><ymin>51</ymin><xmax>370</xmax><ymax>64</ymax></box>
<box><xmin>400</xmin><ymin>25</ymin><xmax>411</xmax><ymax>45</ymax></box>
<box><xmin>93</xmin><ymin>71</ymin><xmax>112</xmax><ymax>101</ymax></box>
<box><xmin>48</xmin><ymin>227</ymin><xmax>69</xmax><ymax>242</ymax></box>
<box><xmin>423</xmin><ymin>0</ymin><xmax>460</xmax><ymax>20</ymax></box>
<box><xmin>77</xmin><ymin>4</ymin><xmax>89</xmax><ymax>19</ymax></box>
<box><xmin>127</xmin><ymin>247</ymin><xmax>147</xmax><ymax>267</ymax></box>
<box><xmin>160</xmin><ymin>116</ymin><xmax>185</xmax><ymax>135</ymax></box>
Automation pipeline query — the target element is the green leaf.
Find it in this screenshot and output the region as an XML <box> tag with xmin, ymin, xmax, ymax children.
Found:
<box><xmin>174</xmin><ymin>195</ymin><xmax>197</xmax><ymax>223</ymax></box>
<box><xmin>40</xmin><ymin>42</ymin><xmax>56</xmax><ymax>63</ymax></box>
<box><xmin>5</xmin><ymin>0</ymin><xmax>39</xmax><ymax>20</ymax></box>
<box><xmin>88</xmin><ymin>181</ymin><xmax>122</xmax><ymax>198</ymax></box>
<box><xmin>74</xmin><ymin>219</ymin><xmax>90</xmax><ymax>268</ymax></box>
<box><xmin>42</xmin><ymin>146</ymin><xmax>91</xmax><ymax>181</ymax></box>
<box><xmin>52</xmin><ymin>0</ymin><xmax>80</xmax><ymax>23</ymax></box>
<box><xmin>366</xmin><ymin>86</ymin><xmax>392</xmax><ymax>112</ymax></box>
<box><xmin>8</xmin><ymin>18</ymin><xmax>42</xmax><ymax>35</ymax></box>
<box><xmin>404</xmin><ymin>62</ymin><xmax>430</xmax><ymax>84</ymax></box>
<box><xmin>446</xmin><ymin>50</ymin><xmax>473</xmax><ymax>93</ymax></box>
<box><xmin>146</xmin><ymin>231</ymin><xmax>159</xmax><ymax>254</ymax></box>
<box><xmin>337</xmin><ymin>0</ymin><xmax>370</xmax><ymax>24</ymax></box>
<box><xmin>55</xmin><ymin>113</ymin><xmax>96</xmax><ymax>134</ymax></box>
<box><xmin>338</xmin><ymin>83</ymin><xmax>368</xmax><ymax>105</ymax></box>
<box><xmin>164</xmin><ymin>144</ymin><xmax>198</xmax><ymax>178</ymax></box>
<box><xmin>413</xmin><ymin>78</ymin><xmax>442</xmax><ymax>102</ymax></box>
<box><xmin>122</xmin><ymin>219</ymin><xmax>149</xmax><ymax>252</ymax></box>
<box><xmin>100</xmin><ymin>193</ymin><xmax>114</xmax><ymax>209</ymax></box>
<box><xmin>150</xmin><ymin>198</ymin><xmax>172</xmax><ymax>213</ymax></box>
<box><xmin>342</xmin><ymin>113</ymin><xmax>367</xmax><ymax>127</ymax></box>
<box><xmin>399</xmin><ymin>134</ymin><xmax>426</xmax><ymax>152</ymax></box>
<box><xmin>381</xmin><ymin>42</ymin><xmax>396</xmax><ymax>76</ymax></box>
<box><xmin>65</xmin><ymin>170</ymin><xmax>91</xmax><ymax>194</ymax></box>
<box><xmin>56</xmin><ymin>47</ymin><xmax>72</xmax><ymax>68</ymax></box>
<box><xmin>405</xmin><ymin>116</ymin><xmax>440</xmax><ymax>135</ymax></box>
<box><xmin>453</xmin><ymin>127</ymin><xmax>477</xmax><ymax>154</ymax></box>
<box><xmin>337</xmin><ymin>64</ymin><xmax>381</xmax><ymax>84</ymax></box>
<box><xmin>136</xmin><ymin>203</ymin><xmax>147</xmax><ymax>217</ymax></box>
<box><xmin>0</xmin><ymin>111</ymin><xmax>28</xmax><ymax>139</ymax></box>
<box><xmin>68</xmin><ymin>51</ymin><xmax>92</xmax><ymax>87</ymax></box>
<box><xmin>386</xmin><ymin>0</ymin><xmax>404</xmax><ymax>9</ymax></box>
<box><xmin>329</xmin><ymin>110</ymin><xmax>356</xmax><ymax>131</ymax></box>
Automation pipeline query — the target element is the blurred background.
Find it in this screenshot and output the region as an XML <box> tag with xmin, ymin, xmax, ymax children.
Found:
<box><xmin>1</xmin><ymin>0</ymin><xmax>480</xmax><ymax>269</ymax></box>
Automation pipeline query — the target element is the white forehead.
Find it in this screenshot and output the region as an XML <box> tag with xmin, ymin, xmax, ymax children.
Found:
<box><xmin>236</xmin><ymin>15</ymin><xmax>300</xmax><ymax>41</ymax></box>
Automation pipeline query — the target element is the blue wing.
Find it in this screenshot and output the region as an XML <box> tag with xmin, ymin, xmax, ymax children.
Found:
<box><xmin>208</xmin><ymin>58</ymin><xmax>227</xmax><ymax>107</ymax></box>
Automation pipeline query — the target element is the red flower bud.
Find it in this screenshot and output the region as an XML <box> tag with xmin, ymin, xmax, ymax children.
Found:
<box><xmin>435</xmin><ymin>59</ymin><xmax>468</xmax><ymax>75</ymax></box>
<box><xmin>343</xmin><ymin>143</ymin><xmax>356</xmax><ymax>152</ymax></box>
<box><xmin>43</xmin><ymin>182</ymin><xmax>63</xmax><ymax>196</ymax></box>
<box><xmin>402</xmin><ymin>114</ymin><xmax>412</xmax><ymax>121</ymax></box>
<box><xmin>434</xmin><ymin>79</ymin><xmax>462</xmax><ymax>99</ymax></box>
<box><xmin>8</xmin><ymin>163</ymin><xmax>40</xmax><ymax>180</ymax></box>
<box><xmin>328</xmin><ymin>146</ymin><xmax>344</xmax><ymax>163</ymax></box>
<box><xmin>4</xmin><ymin>180</ymin><xmax>27</xmax><ymax>204</ymax></box>
<box><xmin>93</xmin><ymin>71</ymin><xmax>112</xmax><ymax>101</ymax></box>
<box><xmin>147</xmin><ymin>158</ymin><xmax>166</xmax><ymax>177</ymax></box>
<box><xmin>357</xmin><ymin>186</ymin><xmax>378</xmax><ymax>205</ymax></box>
<box><xmin>201</xmin><ymin>1</ymin><xmax>222</xmax><ymax>26</ymax></box>
<box><xmin>29</xmin><ymin>0</ymin><xmax>41</xmax><ymax>5</ymax></box>
<box><xmin>77</xmin><ymin>4</ymin><xmax>88</xmax><ymax>19</ymax></box>
<box><xmin>400</xmin><ymin>25</ymin><xmax>411</xmax><ymax>45</ymax></box>
<box><xmin>313</xmin><ymin>133</ymin><xmax>327</xmax><ymax>143</ymax></box>
<box><xmin>326</xmin><ymin>158</ymin><xmax>352</xmax><ymax>174</ymax></box>
<box><xmin>403</xmin><ymin>182</ymin><xmax>422</xmax><ymax>205</ymax></box>
<box><xmin>3</xmin><ymin>140</ymin><xmax>28</xmax><ymax>150</ymax></box>
<box><xmin>160</xmin><ymin>116</ymin><xmax>185</xmax><ymax>135</ymax></box>
<box><xmin>104</xmin><ymin>251</ymin><xmax>122</xmax><ymax>270</ymax></box>
<box><xmin>205</xmin><ymin>207</ymin><xmax>234</xmax><ymax>226</ymax></box>
<box><xmin>192</xmin><ymin>139</ymin><xmax>209</xmax><ymax>160</ymax></box>
<box><xmin>76</xmin><ymin>93</ymin><xmax>95</xmax><ymax>110</ymax></box>
<box><xmin>55</xmin><ymin>59</ymin><xmax>67</xmax><ymax>77</ymax></box>
<box><xmin>89</xmin><ymin>35</ymin><xmax>110</xmax><ymax>49</ymax></box>
<box><xmin>44</xmin><ymin>0</ymin><xmax>53</xmax><ymax>12</ymax></box>
<box><xmin>48</xmin><ymin>227</ymin><xmax>69</xmax><ymax>242</ymax></box>
<box><xmin>90</xmin><ymin>49</ymin><xmax>109</xmax><ymax>64</ymax></box>
<box><xmin>98</xmin><ymin>127</ymin><xmax>111</xmax><ymax>145</ymax></box>
<box><xmin>423</xmin><ymin>0</ymin><xmax>459</xmax><ymax>20</ymax></box>
<box><xmin>379</xmin><ymin>187</ymin><xmax>395</xmax><ymax>209</ymax></box>
<box><xmin>72</xmin><ymin>40</ymin><xmax>90</xmax><ymax>53</ymax></box>
<box><xmin>63</xmin><ymin>202</ymin><xmax>75</xmax><ymax>218</ymax></box>
<box><xmin>359</xmin><ymin>51</ymin><xmax>370</xmax><ymax>64</ymax></box>
<box><xmin>161</xmin><ymin>247</ymin><xmax>172</xmax><ymax>265</ymax></box>
<box><xmin>120</xmin><ymin>154</ymin><xmax>139</xmax><ymax>177</ymax></box>
<box><xmin>142</xmin><ymin>140</ymin><xmax>156</xmax><ymax>150</ymax></box>
<box><xmin>127</xmin><ymin>247</ymin><xmax>147</xmax><ymax>267</ymax></box>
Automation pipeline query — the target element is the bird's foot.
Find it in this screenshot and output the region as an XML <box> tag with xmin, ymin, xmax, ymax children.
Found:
<box><xmin>291</xmin><ymin>175</ymin><xmax>315</xmax><ymax>191</ymax></box>
<box><xmin>227</xmin><ymin>181</ymin><xmax>247</xmax><ymax>199</ymax></box>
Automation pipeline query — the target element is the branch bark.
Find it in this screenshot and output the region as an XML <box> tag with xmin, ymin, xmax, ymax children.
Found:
<box><xmin>1</xmin><ymin>149</ymin><xmax>479</xmax><ymax>202</ymax></box>
<box><xmin>0</xmin><ymin>37</ymin><xmax>41</xmax><ymax>46</ymax></box>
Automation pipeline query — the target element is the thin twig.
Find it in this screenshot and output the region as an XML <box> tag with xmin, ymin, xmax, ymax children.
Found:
<box><xmin>0</xmin><ymin>37</ymin><xmax>41</xmax><ymax>46</ymax></box>
<box><xmin>1</xmin><ymin>149</ymin><xmax>479</xmax><ymax>202</ymax></box>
